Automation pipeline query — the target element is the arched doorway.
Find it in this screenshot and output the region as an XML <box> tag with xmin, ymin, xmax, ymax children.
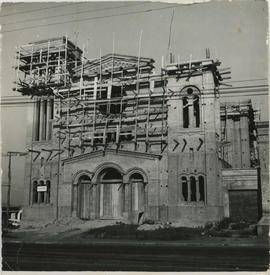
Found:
<box><xmin>130</xmin><ymin>173</ymin><xmax>146</xmax><ymax>213</ymax></box>
<box><xmin>77</xmin><ymin>175</ymin><xmax>93</xmax><ymax>220</ymax></box>
<box><xmin>98</xmin><ymin>167</ymin><xmax>124</xmax><ymax>219</ymax></box>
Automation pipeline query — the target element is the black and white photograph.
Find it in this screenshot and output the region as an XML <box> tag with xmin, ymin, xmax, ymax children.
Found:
<box><xmin>1</xmin><ymin>0</ymin><xmax>269</xmax><ymax>272</ymax></box>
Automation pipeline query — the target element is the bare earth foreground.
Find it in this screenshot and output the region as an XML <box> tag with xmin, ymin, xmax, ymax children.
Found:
<box><xmin>2</xmin><ymin>218</ymin><xmax>269</xmax><ymax>271</ymax></box>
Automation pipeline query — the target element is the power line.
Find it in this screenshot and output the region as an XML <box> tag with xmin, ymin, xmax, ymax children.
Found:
<box><xmin>2</xmin><ymin>3</ymin><xmax>147</xmax><ymax>26</ymax></box>
<box><xmin>0</xmin><ymin>3</ymin><xmax>79</xmax><ymax>18</ymax></box>
<box><xmin>2</xmin><ymin>4</ymin><xmax>183</xmax><ymax>34</ymax></box>
<box><xmin>1</xmin><ymin>3</ymin><xmax>24</xmax><ymax>7</ymax></box>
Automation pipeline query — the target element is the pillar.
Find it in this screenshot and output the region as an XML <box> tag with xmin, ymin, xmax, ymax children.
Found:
<box><xmin>226</xmin><ymin>118</ymin><xmax>234</xmax><ymax>166</ymax></box>
<box><xmin>34</xmin><ymin>99</ymin><xmax>41</xmax><ymax>141</ymax></box>
<box><xmin>233</xmin><ymin>118</ymin><xmax>241</xmax><ymax>167</ymax></box>
<box><xmin>39</xmin><ymin>99</ymin><xmax>44</xmax><ymax>140</ymax></box>
<box><xmin>240</xmin><ymin>115</ymin><xmax>250</xmax><ymax>168</ymax></box>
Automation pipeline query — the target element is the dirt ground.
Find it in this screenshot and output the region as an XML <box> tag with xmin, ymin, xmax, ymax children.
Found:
<box><xmin>3</xmin><ymin>217</ymin><xmax>268</xmax><ymax>248</ymax></box>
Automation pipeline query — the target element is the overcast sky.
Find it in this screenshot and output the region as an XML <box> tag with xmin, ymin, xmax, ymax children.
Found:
<box><xmin>1</xmin><ymin>0</ymin><xmax>268</xmax><ymax>206</ymax></box>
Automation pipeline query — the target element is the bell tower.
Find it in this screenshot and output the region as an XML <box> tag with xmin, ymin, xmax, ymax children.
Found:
<box><xmin>165</xmin><ymin>59</ymin><xmax>224</xmax><ymax>225</ymax></box>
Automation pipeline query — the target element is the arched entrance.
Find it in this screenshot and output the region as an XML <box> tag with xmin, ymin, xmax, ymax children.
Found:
<box><xmin>98</xmin><ymin>167</ymin><xmax>125</xmax><ymax>219</ymax></box>
<box><xmin>130</xmin><ymin>173</ymin><xmax>146</xmax><ymax>213</ymax></box>
<box><xmin>77</xmin><ymin>174</ymin><xmax>93</xmax><ymax>220</ymax></box>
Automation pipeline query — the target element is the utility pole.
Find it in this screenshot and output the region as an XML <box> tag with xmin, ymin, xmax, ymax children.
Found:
<box><xmin>2</xmin><ymin>151</ymin><xmax>28</xmax><ymax>224</ymax></box>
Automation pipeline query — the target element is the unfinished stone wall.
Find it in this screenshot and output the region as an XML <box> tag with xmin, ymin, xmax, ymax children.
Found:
<box><xmin>166</xmin><ymin>69</ymin><xmax>224</xmax><ymax>226</ymax></box>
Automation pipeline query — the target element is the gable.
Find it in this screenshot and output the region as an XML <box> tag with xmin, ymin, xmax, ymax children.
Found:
<box><xmin>62</xmin><ymin>148</ymin><xmax>161</xmax><ymax>165</ymax></box>
<box><xmin>73</xmin><ymin>53</ymin><xmax>154</xmax><ymax>77</ymax></box>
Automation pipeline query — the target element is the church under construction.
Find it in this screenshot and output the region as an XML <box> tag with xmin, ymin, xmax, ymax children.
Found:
<box><xmin>15</xmin><ymin>36</ymin><xmax>268</xmax><ymax>228</ymax></box>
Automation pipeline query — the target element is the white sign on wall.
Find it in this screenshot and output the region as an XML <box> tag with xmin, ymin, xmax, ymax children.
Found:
<box><xmin>37</xmin><ymin>186</ymin><xmax>47</xmax><ymax>192</ymax></box>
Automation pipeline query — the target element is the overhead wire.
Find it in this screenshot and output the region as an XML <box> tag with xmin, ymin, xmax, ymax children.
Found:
<box><xmin>0</xmin><ymin>3</ymin><xmax>79</xmax><ymax>18</ymax></box>
<box><xmin>1</xmin><ymin>3</ymin><xmax>24</xmax><ymax>7</ymax></box>
<box><xmin>1</xmin><ymin>3</ymin><xmax>147</xmax><ymax>26</ymax></box>
<box><xmin>2</xmin><ymin>4</ymin><xmax>184</xmax><ymax>34</ymax></box>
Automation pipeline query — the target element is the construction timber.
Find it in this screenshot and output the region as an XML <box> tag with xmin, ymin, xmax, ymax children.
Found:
<box><xmin>14</xmin><ymin>37</ymin><xmax>230</xmax><ymax>159</ymax></box>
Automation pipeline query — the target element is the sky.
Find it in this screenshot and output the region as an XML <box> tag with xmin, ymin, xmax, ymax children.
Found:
<box><xmin>0</xmin><ymin>0</ymin><xmax>269</xmax><ymax>206</ymax></box>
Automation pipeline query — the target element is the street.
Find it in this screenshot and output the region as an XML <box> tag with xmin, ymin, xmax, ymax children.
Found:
<box><xmin>2</xmin><ymin>242</ymin><xmax>269</xmax><ymax>271</ymax></box>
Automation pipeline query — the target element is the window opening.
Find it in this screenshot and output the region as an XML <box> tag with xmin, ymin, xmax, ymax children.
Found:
<box><xmin>199</xmin><ymin>176</ymin><xmax>205</xmax><ymax>202</ymax></box>
<box><xmin>181</xmin><ymin>176</ymin><xmax>188</xmax><ymax>201</ymax></box>
<box><xmin>190</xmin><ymin>176</ymin><xmax>197</xmax><ymax>201</ymax></box>
<box><xmin>98</xmin><ymin>86</ymin><xmax>126</xmax><ymax>115</ymax></box>
<box><xmin>35</xmin><ymin>100</ymin><xmax>41</xmax><ymax>141</ymax></box>
<box><xmin>100</xmin><ymin>168</ymin><xmax>122</xmax><ymax>183</ymax></box>
<box><xmin>33</xmin><ymin>181</ymin><xmax>38</xmax><ymax>203</ymax></box>
<box><xmin>187</xmin><ymin>88</ymin><xmax>193</xmax><ymax>95</ymax></box>
<box><xmin>183</xmin><ymin>97</ymin><xmax>189</xmax><ymax>128</ymax></box>
<box><xmin>130</xmin><ymin>173</ymin><xmax>145</xmax><ymax>212</ymax></box>
<box><xmin>46</xmin><ymin>180</ymin><xmax>51</xmax><ymax>203</ymax></box>
<box><xmin>193</xmin><ymin>95</ymin><xmax>200</xmax><ymax>127</ymax></box>
<box><xmin>39</xmin><ymin>180</ymin><xmax>45</xmax><ymax>203</ymax></box>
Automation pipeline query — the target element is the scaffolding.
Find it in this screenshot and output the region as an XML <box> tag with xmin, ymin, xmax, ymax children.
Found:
<box><xmin>14</xmin><ymin>37</ymin><xmax>229</xmax><ymax>158</ymax></box>
<box><xmin>14</xmin><ymin>36</ymin><xmax>82</xmax><ymax>96</ymax></box>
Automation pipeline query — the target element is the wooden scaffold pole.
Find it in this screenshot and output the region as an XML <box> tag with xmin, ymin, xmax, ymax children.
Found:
<box><xmin>134</xmin><ymin>30</ymin><xmax>143</xmax><ymax>151</ymax></box>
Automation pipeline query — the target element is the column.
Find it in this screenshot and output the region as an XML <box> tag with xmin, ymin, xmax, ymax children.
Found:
<box><xmin>226</xmin><ymin>118</ymin><xmax>234</xmax><ymax>166</ymax></box>
<box><xmin>46</xmin><ymin>99</ymin><xmax>52</xmax><ymax>140</ymax></box>
<box><xmin>240</xmin><ymin>115</ymin><xmax>250</xmax><ymax>168</ymax></box>
<box><xmin>187</xmin><ymin>177</ymin><xmax>191</xmax><ymax>202</ymax></box>
<box><xmin>43</xmin><ymin>100</ymin><xmax>48</xmax><ymax>140</ymax></box>
<box><xmin>233</xmin><ymin>118</ymin><xmax>241</xmax><ymax>167</ymax></box>
<box><xmin>196</xmin><ymin>177</ymin><xmax>200</xmax><ymax>202</ymax></box>
<box><xmin>34</xmin><ymin>99</ymin><xmax>40</xmax><ymax>141</ymax></box>
<box><xmin>39</xmin><ymin>99</ymin><xmax>44</xmax><ymax>140</ymax></box>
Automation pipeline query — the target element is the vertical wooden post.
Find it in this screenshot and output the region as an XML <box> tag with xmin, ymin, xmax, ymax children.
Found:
<box><xmin>64</xmin><ymin>35</ymin><xmax>68</xmax><ymax>86</ymax></box>
<box><xmin>7</xmin><ymin>153</ymin><xmax>12</xmax><ymax>221</ymax></box>
<box><xmin>29</xmin><ymin>45</ymin><xmax>33</xmax><ymax>86</ymax></box>
<box><xmin>45</xmin><ymin>41</ymin><xmax>50</xmax><ymax>85</ymax></box>
<box><xmin>134</xmin><ymin>30</ymin><xmax>143</xmax><ymax>151</ymax></box>
<box><xmin>92</xmin><ymin>77</ymin><xmax>98</xmax><ymax>147</ymax></box>
<box><xmin>146</xmin><ymin>83</ymin><xmax>152</xmax><ymax>152</ymax></box>
<box><xmin>80</xmin><ymin>45</ymin><xmax>85</xmax><ymax>99</ymax></box>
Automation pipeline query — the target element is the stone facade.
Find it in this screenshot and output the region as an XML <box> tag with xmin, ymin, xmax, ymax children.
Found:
<box><xmin>18</xmin><ymin>38</ymin><xmax>261</xmax><ymax>227</ymax></box>
<box><xmin>256</xmin><ymin>121</ymin><xmax>269</xmax><ymax>236</ymax></box>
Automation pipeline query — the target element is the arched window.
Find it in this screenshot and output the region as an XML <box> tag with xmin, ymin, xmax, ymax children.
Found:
<box><xmin>181</xmin><ymin>176</ymin><xmax>188</xmax><ymax>201</ymax></box>
<box><xmin>100</xmin><ymin>168</ymin><xmax>122</xmax><ymax>182</ymax></box>
<box><xmin>198</xmin><ymin>176</ymin><xmax>205</xmax><ymax>202</ymax></box>
<box><xmin>193</xmin><ymin>95</ymin><xmax>200</xmax><ymax>127</ymax></box>
<box><xmin>190</xmin><ymin>176</ymin><xmax>197</xmax><ymax>201</ymax></box>
<box><xmin>183</xmin><ymin>97</ymin><xmax>189</xmax><ymax>128</ymax></box>
<box><xmin>130</xmin><ymin>173</ymin><xmax>145</xmax><ymax>212</ymax></box>
<box><xmin>32</xmin><ymin>180</ymin><xmax>51</xmax><ymax>204</ymax></box>
<box><xmin>39</xmin><ymin>180</ymin><xmax>45</xmax><ymax>203</ymax></box>
<box><xmin>33</xmin><ymin>181</ymin><xmax>38</xmax><ymax>203</ymax></box>
<box><xmin>180</xmin><ymin>175</ymin><xmax>206</xmax><ymax>203</ymax></box>
<box><xmin>181</xmin><ymin>86</ymin><xmax>201</xmax><ymax>129</ymax></box>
